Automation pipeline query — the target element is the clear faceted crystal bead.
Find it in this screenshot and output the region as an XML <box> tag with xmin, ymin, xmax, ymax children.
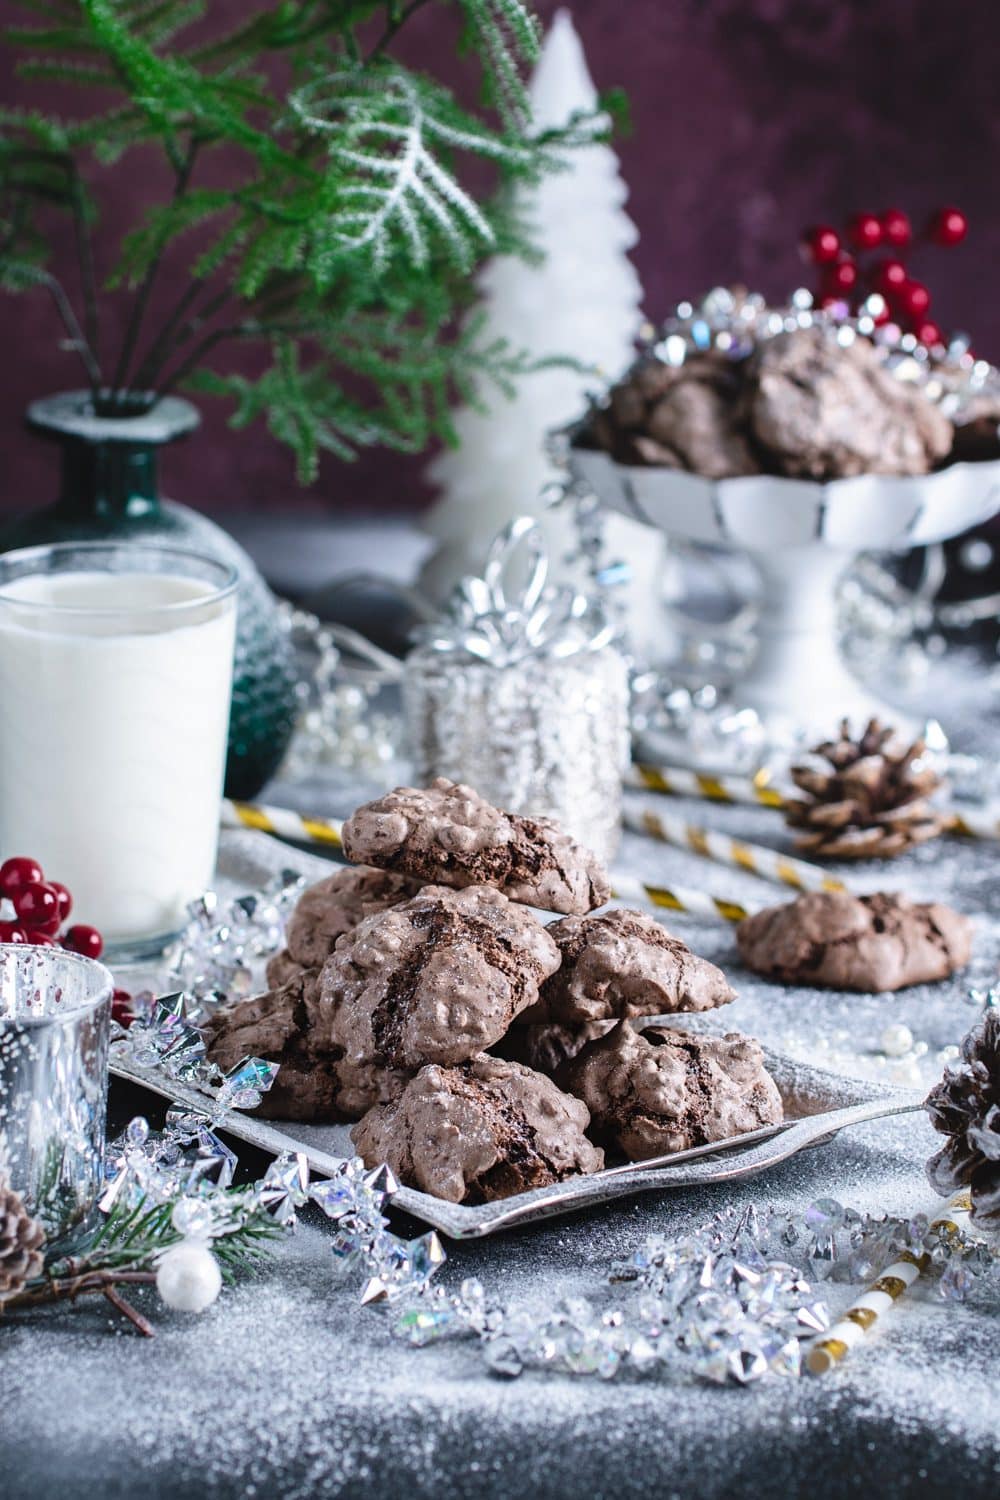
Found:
<box><xmin>171</xmin><ymin>1196</ymin><xmax>217</xmax><ymax>1240</ymax></box>
<box><xmin>484</xmin><ymin>1337</ymin><xmax>524</xmax><ymax>1378</ymax></box>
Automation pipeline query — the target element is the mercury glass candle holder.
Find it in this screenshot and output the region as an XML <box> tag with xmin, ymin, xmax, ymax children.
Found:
<box><xmin>0</xmin><ymin>944</ymin><xmax>113</xmax><ymax>1247</ymax></box>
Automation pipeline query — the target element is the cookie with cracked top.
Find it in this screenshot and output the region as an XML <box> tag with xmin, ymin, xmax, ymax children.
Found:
<box><xmin>266</xmin><ymin>864</ymin><xmax>420</xmax><ymax>991</ymax></box>
<box><xmin>351</xmin><ymin>1054</ymin><xmax>604</xmax><ymax>1202</ymax></box>
<box><xmin>745</xmin><ymin>325</ymin><xmax>951</xmax><ymax>479</ymax></box>
<box><xmin>202</xmin><ymin>968</ymin><xmax>406</xmax><ymax>1122</ymax></box>
<box><xmin>322</xmin><ymin>883</ymin><xmax>561</xmax><ymax>1074</ymax></box>
<box><xmin>340</xmin><ymin>778</ymin><xmax>610</xmax><ymax>915</ymax></box>
<box><xmin>736</xmin><ymin>889</ymin><xmax>972</xmax><ymax>992</ymax></box>
<box><xmin>529</xmin><ymin>906</ymin><xmax>736</xmax><ymax>1025</ymax></box>
<box><xmin>557</xmin><ymin>1021</ymin><xmax>783</xmax><ymax>1162</ymax></box>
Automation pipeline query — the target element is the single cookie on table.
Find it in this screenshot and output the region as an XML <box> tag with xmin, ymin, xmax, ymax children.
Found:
<box><xmin>744</xmin><ymin>325</ymin><xmax>952</xmax><ymax>479</ymax></box>
<box><xmin>203</xmin><ymin>970</ymin><xmax>405</xmax><ymax>1122</ymax></box>
<box><xmin>341</xmin><ymin>778</ymin><xmax>610</xmax><ymax>915</ymax></box>
<box><xmin>351</xmin><ymin>1054</ymin><xmax>604</xmax><ymax>1203</ymax></box>
<box><xmin>493</xmin><ymin>1020</ymin><xmax>614</xmax><ymax>1075</ymax></box>
<box><xmin>528</xmin><ymin>907</ymin><xmax>736</xmax><ymax>1025</ymax></box>
<box><xmin>266</xmin><ymin>864</ymin><xmax>420</xmax><ymax>987</ymax></box>
<box><xmin>557</xmin><ymin>1021</ymin><xmax>783</xmax><ymax>1162</ymax></box>
<box><xmin>736</xmin><ymin>889</ymin><xmax>972</xmax><ymax>992</ymax></box>
<box><xmin>322</xmin><ymin>883</ymin><xmax>561</xmax><ymax>1074</ymax></box>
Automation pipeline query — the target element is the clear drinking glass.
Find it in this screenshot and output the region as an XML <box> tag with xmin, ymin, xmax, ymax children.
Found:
<box><xmin>0</xmin><ymin>944</ymin><xmax>113</xmax><ymax>1247</ymax></box>
<box><xmin>0</xmin><ymin>542</ymin><xmax>238</xmax><ymax>960</ymax></box>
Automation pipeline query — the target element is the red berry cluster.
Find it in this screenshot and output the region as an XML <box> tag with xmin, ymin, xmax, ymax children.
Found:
<box><xmin>800</xmin><ymin>205</ymin><xmax>968</xmax><ymax>348</ymax></box>
<box><xmin>0</xmin><ymin>855</ymin><xmax>103</xmax><ymax>960</ymax></box>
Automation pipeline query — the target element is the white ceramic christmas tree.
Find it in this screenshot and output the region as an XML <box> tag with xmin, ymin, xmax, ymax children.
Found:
<box><xmin>420</xmin><ymin>8</ymin><xmax>666</xmax><ymax>647</ymax></box>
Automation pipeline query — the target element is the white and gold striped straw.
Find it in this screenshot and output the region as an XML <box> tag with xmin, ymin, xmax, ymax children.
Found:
<box><xmin>608</xmin><ymin>870</ymin><xmax>756</xmax><ymax>925</ymax></box>
<box><xmin>221</xmin><ymin>800</ymin><xmax>756</xmax><ymax>924</ymax></box>
<box><xmin>222</xmin><ymin>799</ymin><xmax>344</xmax><ymax>850</ymax></box>
<box><xmin>627</xmin><ymin>762</ymin><xmax>789</xmax><ymax>808</ymax></box>
<box><xmin>624</xmin><ymin>805</ymin><xmax>848</xmax><ymax>895</ymax></box>
<box><xmin>806</xmin><ymin>1190</ymin><xmax>972</xmax><ymax>1376</ymax></box>
<box><xmin>630</xmin><ymin>761</ymin><xmax>1000</xmax><ymax>844</ymax></box>
<box><xmin>947</xmin><ymin>806</ymin><xmax>1000</xmax><ymax>841</ymax></box>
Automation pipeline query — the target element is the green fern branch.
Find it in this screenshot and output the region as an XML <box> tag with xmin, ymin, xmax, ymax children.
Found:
<box><xmin>0</xmin><ymin>0</ymin><xmax>620</xmax><ymax>473</ymax></box>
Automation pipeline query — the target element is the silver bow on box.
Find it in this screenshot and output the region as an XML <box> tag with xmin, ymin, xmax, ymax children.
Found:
<box><xmin>405</xmin><ymin>517</ymin><xmax>630</xmax><ymax>862</ymax></box>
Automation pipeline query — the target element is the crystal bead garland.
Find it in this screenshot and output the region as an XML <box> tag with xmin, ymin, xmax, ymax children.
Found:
<box><xmin>403</xmin><ymin>517</ymin><xmax>630</xmax><ymax>862</ymax></box>
<box><xmin>277</xmin><ymin>605</ymin><xmax>404</xmax><ymax>782</ymax></box>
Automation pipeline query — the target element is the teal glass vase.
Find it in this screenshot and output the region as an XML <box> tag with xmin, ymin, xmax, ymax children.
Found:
<box><xmin>2</xmin><ymin>391</ymin><xmax>299</xmax><ymax>799</ymax></box>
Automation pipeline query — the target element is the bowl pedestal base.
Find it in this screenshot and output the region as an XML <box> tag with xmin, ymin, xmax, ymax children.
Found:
<box><xmin>740</xmin><ymin>546</ymin><xmax>917</xmax><ymax>740</ymax></box>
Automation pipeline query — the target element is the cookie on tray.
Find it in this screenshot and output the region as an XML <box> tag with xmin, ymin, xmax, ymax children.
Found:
<box><xmin>492</xmin><ymin>1020</ymin><xmax>614</xmax><ymax>1075</ymax></box>
<box><xmin>341</xmin><ymin>778</ymin><xmax>610</xmax><ymax>915</ymax></box>
<box><xmin>557</xmin><ymin>1021</ymin><xmax>783</xmax><ymax>1162</ymax></box>
<box><xmin>351</xmin><ymin>1054</ymin><xmax>604</xmax><ymax>1203</ymax></box>
<box><xmin>203</xmin><ymin>970</ymin><xmax>405</xmax><ymax>1122</ymax></box>
<box><xmin>530</xmin><ymin>906</ymin><xmax>736</xmax><ymax>1025</ymax></box>
<box><xmin>322</xmin><ymin>883</ymin><xmax>561</xmax><ymax>1073</ymax></box>
<box><xmin>266</xmin><ymin>865</ymin><xmax>419</xmax><ymax>987</ymax></box>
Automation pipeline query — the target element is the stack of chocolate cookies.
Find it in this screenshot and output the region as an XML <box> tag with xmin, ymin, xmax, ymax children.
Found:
<box><xmin>205</xmin><ymin>778</ymin><xmax>783</xmax><ymax>1204</ymax></box>
<box><xmin>582</xmin><ymin>321</ymin><xmax>980</xmax><ymax>479</ymax></box>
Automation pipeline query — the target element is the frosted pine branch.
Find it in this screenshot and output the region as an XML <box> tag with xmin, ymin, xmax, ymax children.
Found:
<box><xmin>290</xmin><ymin>68</ymin><xmax>536</xmax><ymax>272</ymax></box>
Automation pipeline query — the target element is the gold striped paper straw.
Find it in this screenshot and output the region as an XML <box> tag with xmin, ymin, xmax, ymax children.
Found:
<box><xmin>221</xmin><ymin>800</ymin><xmax>756</xmax><ymax>925</ymax></box>
<box><xmin>222</xmin><ymin>799</ymin><xmax>343</xmax><ymax>850</ymax></box>
<box><xmin>946</xmin><ymin>806</ymin><xmax>1000</xmax><ymax>841</ymax></box>
<box><xmin>624</xmin><ymin>805</ymin><xmax>848</xmax><ymax>895</ymax></box>
<box><xmin>608</xmin><ymin>870</ymin><xmax>756</xmax><ymax>925</ymax></box>
<box><xmin>628</xmin><ymin>763</ymin><xmax>788</xmax><ymax>809</ymax></box>
<box><xmin>630</xmin><ymin>761</ymin><xmax>1000</xmax><ymax>844</ymax></box>
<box><xmin>806</xmin><ymin>1190</ymin><xmax>973</xmax><ymax>1376</ymax></box>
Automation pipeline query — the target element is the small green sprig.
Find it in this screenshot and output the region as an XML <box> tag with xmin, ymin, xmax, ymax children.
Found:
<box><xmin>2</xmin><ymin>1187</ymin><xmax>286</xmax><ymax>1337</ymax></box>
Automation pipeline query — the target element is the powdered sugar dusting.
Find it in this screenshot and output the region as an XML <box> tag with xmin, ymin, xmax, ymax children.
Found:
<box><xmin>4</xmin><ymin>758</ymin><xmax>1000</xmax><ymax>1496</ymax></box>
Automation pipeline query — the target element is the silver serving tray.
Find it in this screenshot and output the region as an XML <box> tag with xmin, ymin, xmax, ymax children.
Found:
<box><xmin>109</xmin><ymin>829</ymin><xmax>923</xmax><ymax>1238</ymax></box>
<box><xmin>110</xmin><ymin>1049</ymin><xmax>921</xmax><ymax>1240</ymax></box>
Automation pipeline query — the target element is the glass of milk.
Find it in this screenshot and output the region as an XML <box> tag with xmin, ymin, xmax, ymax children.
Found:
<box><xmin>0</xmin><ymin>542</ymin><xmax>238</xmax><ymax>959</ymax></box>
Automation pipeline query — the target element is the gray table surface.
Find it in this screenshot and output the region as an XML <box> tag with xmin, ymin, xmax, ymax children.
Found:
<box><xmin>3</xmin><ymin>524</ymin><xmax>1000</xmax><ymax>1500</ymax></box>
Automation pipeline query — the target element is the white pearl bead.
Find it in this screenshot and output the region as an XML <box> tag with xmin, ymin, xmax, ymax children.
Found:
<box><xmin>156</xmin><ymin>1241</ymin><xmax>222</xmax><ymax>1313</ymax></box>
<box><xmin>880</xmin><ymin>1023</ymin><xmax>914</xmax><ymax>1059</ymax></box>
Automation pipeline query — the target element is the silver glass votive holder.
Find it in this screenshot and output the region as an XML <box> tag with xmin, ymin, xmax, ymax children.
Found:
<box><xmin>404</xmin><ymin>645</ymin><xmax>631</xmax><ymax>863</ymax></box>
<box><xmin>0</xmin><ymin>944</ymin><xmax>113</xmax><ymax>1247</ymax></box>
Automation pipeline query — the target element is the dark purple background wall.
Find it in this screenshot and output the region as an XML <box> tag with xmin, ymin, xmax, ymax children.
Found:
<box><xmin>3</xmin><ymin>0</ymin><xmax>999</xmax><ymax>518</ymax></box>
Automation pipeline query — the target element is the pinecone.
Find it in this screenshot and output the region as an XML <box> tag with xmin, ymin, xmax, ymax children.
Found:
<box><xmin>784</xmin><ymin>718</ymin><xmax>947</xmax><ymax>858</ymax></box>
<box><xmin>0</xmin><ymin>1176</ymin><xmax>45</xmax><ymax>1301</ymax></box>
<box><xmin>925</xmin><ymin>1009</ymin><xmax>1000</xmax><ymax>1227</ymax></box>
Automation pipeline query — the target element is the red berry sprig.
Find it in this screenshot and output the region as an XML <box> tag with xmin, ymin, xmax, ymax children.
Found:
<box><xmin>0</xmin><ymin>855</ymin><xmax>103</xmax><ymax>958</ymax></box>
<box><xmin>800</xmin><ymin>203</ymin><xmax>969</xmax><ymax>346</ymax></box>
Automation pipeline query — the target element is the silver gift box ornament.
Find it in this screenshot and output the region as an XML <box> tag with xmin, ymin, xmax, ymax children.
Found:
<box><xmin>404</xmin><ymin>517</ymin><xmax>630</xmax><ymax>862</ymax></box>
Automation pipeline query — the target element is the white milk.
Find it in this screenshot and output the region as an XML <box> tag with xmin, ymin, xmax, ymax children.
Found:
<box><xmin>0</xmin><ymin>570</ymin><xmax>236</xmax><ymax>945</ymax></box>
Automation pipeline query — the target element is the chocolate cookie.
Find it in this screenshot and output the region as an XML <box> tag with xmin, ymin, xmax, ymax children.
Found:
<box><xmin>264</xmin><ymin>866</ymin><xmax>417</xmax><ymax>995</ymax></box>
<box><xmin>645</xmin><ymin>353</ymin><xmax>759</xmax><ymax>478</ymax></box>
<box><xmin>351</xmin><ymin>1054</ymin><xmax>604</xmax><ymax>1202</ymax></box>
<box><xmin>289</xmin><ymin>865</ymin><xmax>418</xmax><ymax>967</ymax></box>
<box><xmin>493</xmin><ymin>1020</ymin><xmax>613</xmax><ymax>1074</ymax></box>
<box><xmin>265</xmin><ymin>947</ymin><xmax>310</xmax><ymax>993</ymax></box>
<box><xmin>322</xmin><ymin>883</ymin><xmax>561</xmax><ymax>1074</ymax></box>
<box><xmin>531</xmin><ymin>907</ymin><xmax>736</xmax><ymax>1024</ymax></box>
<box><xmin>202</xmin><ymin>970</ymin><xmax>405</xmax><ymax>1122</ymax></box>
<box><xmin>341</xmin><ymin>779</ymin><xmax>610</xmax><ymax>915</ymax></box>
<box><xmin>736</xmin><ymin>889</ymin><xmax>972</xmax><ymax>992</ymax></box>
<box><xmin>558</xmin><ymin>1021</ymin><xmax>783</xmax><ymax>1161</ymax></box>
<box><xmin>745</xmin><ymin>325</ymin><xmax>952</xmax><ymax>479</ymax></box>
